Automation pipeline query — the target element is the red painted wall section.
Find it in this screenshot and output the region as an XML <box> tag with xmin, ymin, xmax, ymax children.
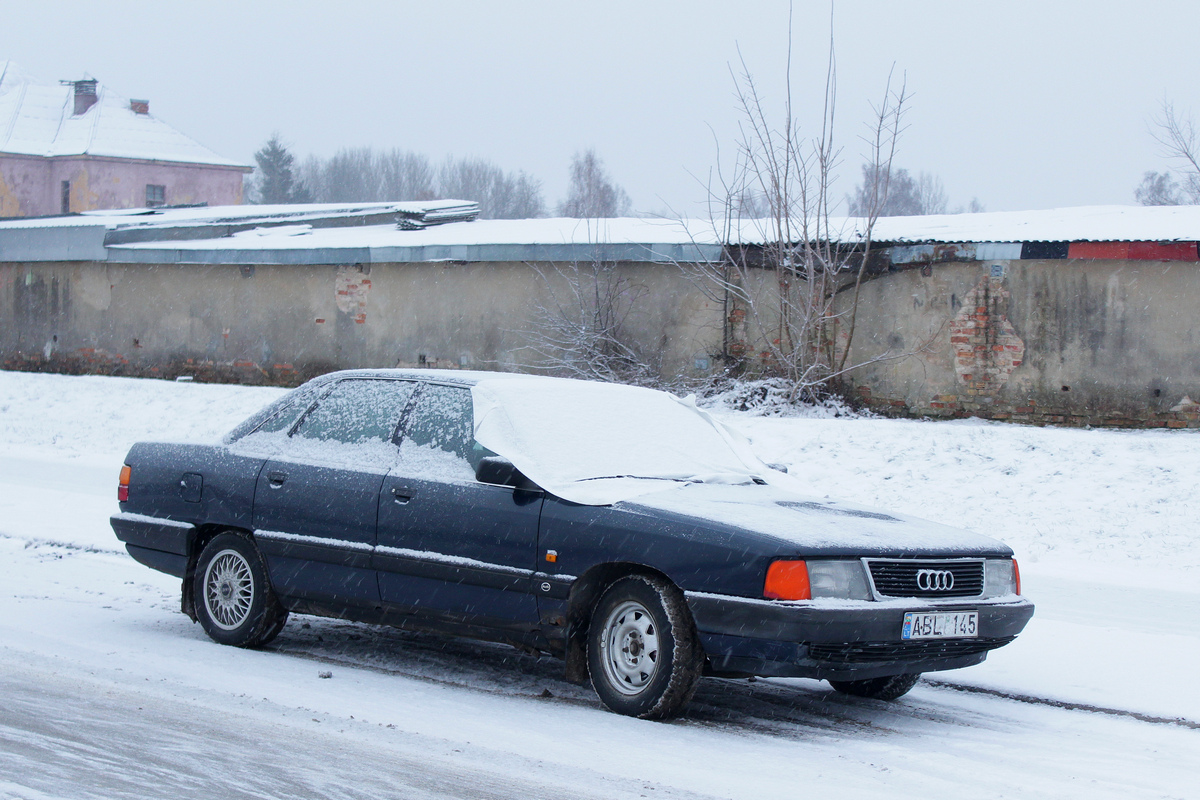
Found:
<box><xmin>1067</xmin><ymin>241</ymin><xmax>1199</xmax><ymax>260</ymax></box>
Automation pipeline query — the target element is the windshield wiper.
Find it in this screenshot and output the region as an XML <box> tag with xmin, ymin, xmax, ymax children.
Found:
<box><xmin>576</xmin><ymin>475</ymin><xmax>695</xmax><ymax>483</ymax></box>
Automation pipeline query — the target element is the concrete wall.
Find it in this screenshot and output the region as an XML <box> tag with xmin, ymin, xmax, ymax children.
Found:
<box><xmin>6</xmin><ymin>252</ymin><xmax>1198</xmax><ymax>427</ymax></box>
<box><xmin>834</xmin><ymin>259</ymin><xmax>1200</xmax><ymax>427</ymax></box>
<box><xmin>0</xmin><ymin>155</ymin><xmax>246</xmax><ymax>217</ymax></box>
<box><xmin>0</xmin><ymin>259</ymin><xmax>724</xmax><ymax>385</ymax></box>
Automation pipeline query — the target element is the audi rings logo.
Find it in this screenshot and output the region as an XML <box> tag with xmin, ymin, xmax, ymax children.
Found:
<box><xmin>916</xmin><ymin>569</ymin><xmax>955</xmax><ymax>591</ymax></box>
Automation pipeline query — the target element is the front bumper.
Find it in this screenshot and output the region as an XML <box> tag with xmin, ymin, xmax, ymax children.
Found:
<box><xmin>686</xmin><ymin>591</ymin><xmax>1035</xmax><ymax>681</ymax></box>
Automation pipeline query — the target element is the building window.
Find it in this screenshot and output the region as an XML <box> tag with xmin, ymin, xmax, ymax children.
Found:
<box><xmin>145</xmin><ymin>184</ymin><xmax>166</xmax><ymax>208</ymax></box>
<box><xmin>61</xmin><ymin>181</ymin><xmax>70</xmax><ymax>213</ymax></box>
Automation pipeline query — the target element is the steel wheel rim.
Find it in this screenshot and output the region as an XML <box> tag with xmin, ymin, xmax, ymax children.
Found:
<box><xmin>600</xmin><ymin>599</ymin><xmax>661</xmax><ymax>696</ymax></box>
<box><xmin>203</xmin><ymin>549</ymin><xmax>255</xmax><ymax>630</ymax></box>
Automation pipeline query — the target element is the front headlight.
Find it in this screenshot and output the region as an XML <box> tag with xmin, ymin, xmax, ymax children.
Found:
<box><xmin>807</xmin><ymin>560</ymin><xmax>872</xmax><ymax>600</ymax></box>
<box><xmin>982</xmin><ymin>558</ymin><xmax>1021</xmax><ymax>598</ymax></box>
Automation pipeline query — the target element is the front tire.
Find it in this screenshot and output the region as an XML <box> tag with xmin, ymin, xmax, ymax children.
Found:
<box><xmin>829</xmin><ymin>673</ymin><xmax>921</xmax><ymax>700</ymax></box>
<box><xmin>194</xmin><ymin>532</ymin><xmax>288</xmax><ymax>647</ymax></box>
<box><xmin>586</xmin><ymin>575</ymin><xmax>703</xmax><ymax>719</ymax></box>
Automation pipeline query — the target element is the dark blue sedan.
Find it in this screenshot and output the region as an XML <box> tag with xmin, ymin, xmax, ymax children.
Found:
<box><xmin>112</xmin><ymin>369</ymin><xmax>1033</xmax><ymax>719</ymax></box>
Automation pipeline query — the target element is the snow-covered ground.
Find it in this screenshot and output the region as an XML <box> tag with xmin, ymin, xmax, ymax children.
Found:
<box><xmin>1</xmin><ymin>371</ymin><xmax>1197</xmax><ymax>799</ymax></box>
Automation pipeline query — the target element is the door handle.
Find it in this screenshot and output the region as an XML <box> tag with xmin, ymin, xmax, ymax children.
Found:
<box><xmin>267</xmin><ymin>471</ymin><xmax>287</xmax><ymax>487</ymax></box>
<box><xmin>391</xmin><ymin>487</ymin><xmax>413</xmax><ymax>504</ymax></box>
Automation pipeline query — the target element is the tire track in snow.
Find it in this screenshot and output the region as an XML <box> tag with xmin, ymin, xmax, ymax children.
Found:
<box><xmin>923</xmin><ymin>679</ymin><xmax>1200</xmax><ymax>730</ymax></box>
<box><xmin>17</xmin><ymin>539</ymin><xmax>1196</xmax><ymax>734</ymax></box>
<box><xmin>267</xmin><ymin>622</ymin><xmax>1200</xmax><ymax>735</ymax></box>
<box><xmin>0</xmin><ymin>531</ymin><xmax>123</xmax><ymax>555</ymax></box>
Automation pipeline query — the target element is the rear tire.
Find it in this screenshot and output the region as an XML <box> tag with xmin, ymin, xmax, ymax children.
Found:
<box><xmin>194</xmin><ymin>532</ymin><xmax>288</xmax><ymax>648</ymax></box>
<box><xmin>586</xmin><ymin>575</ymin><xmax>703</xmax><ymax>719</ymax></box>
<box><xmin>829</xmin><ymin>673</ymin><xmax>921</xmax><ymax>700</ymax></box>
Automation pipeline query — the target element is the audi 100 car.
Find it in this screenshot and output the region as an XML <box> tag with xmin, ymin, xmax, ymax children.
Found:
<box><xmin>111</xmin><ymin>369</ymin><xmax>1034</xmax><ymax>719</ymax></box>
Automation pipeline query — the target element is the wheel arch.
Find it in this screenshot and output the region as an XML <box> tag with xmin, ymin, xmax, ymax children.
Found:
<box><xmin>181</xmin><ymin>524</ymin><xmax>257</xmax><ymax>621</ymax></box>
<box><xmin>561</xmin><ymin>561</ymin><xmax>688</xmax><ymax>684</ymax></box>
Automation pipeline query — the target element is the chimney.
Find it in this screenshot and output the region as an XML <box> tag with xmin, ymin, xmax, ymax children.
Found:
<box><xmin>130</xmin><ymin>99</ymin><xmax>149</xmax><ymax>115</ymax></box>
<box><xmin>73</xmin><ymin>80</ymin><xmax>98</xmax><ymax>115</ymax></box>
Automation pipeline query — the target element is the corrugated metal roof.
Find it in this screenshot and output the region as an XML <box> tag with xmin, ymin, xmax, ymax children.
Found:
<box><xmin>6</xmin><ymin>202</ymin><xmax>1200</xmax><ymax>265</ymax></box>
<box><xmin>728</xmin><ymin>205</ymin><xmax>1200</xmax><ymax>245</ymax></box>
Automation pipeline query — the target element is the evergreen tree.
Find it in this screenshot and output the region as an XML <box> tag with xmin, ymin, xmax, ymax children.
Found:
<box><xmin>252</xmin><ymin>134</ymin><xmax>310</xmax><ymax>204</ymax></box>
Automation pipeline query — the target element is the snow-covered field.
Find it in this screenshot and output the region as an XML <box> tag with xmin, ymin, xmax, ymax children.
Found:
<box><xmin>1</xmin><ymin>371</ymin><xmax>1197</xmax><ymax>799</ymax></box>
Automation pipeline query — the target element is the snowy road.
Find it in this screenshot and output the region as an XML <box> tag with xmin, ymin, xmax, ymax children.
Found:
<box><xmin>1</xmin><ymin>372</ymin><xmax>1198</xmax><ymax>798</ymax></box>
<box><xmin>2</xmin><ymin>658</ymin><xmax>656</xmax><ymax>800</ymax></box>
<box><xmin>1</xmin><ymin>537</ymin><xmax>1196</xmax><ymax>800</ymax></box>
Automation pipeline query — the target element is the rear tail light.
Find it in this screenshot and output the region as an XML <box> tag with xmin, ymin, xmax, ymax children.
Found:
<box><xmin>118</xmin><ymin>465</ymin><xmax>131</xmax><ymax>502</ymax></box>
<box><xmin>1013</xmin><ymin>558</ymin><xmax>1021</xmax><ymax>596</ymax></box>
<box><xmin>764</xmin><ymin>560</ymin><xmax>811</xmax><ymax>600</ymax></box>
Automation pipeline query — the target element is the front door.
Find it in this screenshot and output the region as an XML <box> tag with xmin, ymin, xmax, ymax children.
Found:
<box><xmin>253</xmin><ymin>378</ymin><xmax>416</xmax><ymax>610</ymax></box>
<box><xmin>375</xmin><ymin>382</ymin><xmax>543</xmax><ymax>628</ymax></box>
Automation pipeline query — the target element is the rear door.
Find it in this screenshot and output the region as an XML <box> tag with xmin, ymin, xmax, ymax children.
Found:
<box><xmin>253</xmin><ymin>378</ymin><xmax>417</xmax><ymax>610</ymax></box>
<box><xmin>375</xmin><ymin>382</ymin><xmax>543</xmax><ymax>628</ymax></box>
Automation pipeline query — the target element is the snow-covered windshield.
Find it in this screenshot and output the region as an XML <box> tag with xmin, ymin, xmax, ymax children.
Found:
<box><xmin>471</xmin><ymin>377</ymin><xmax>769</xmax><ymax>505</ymax></box>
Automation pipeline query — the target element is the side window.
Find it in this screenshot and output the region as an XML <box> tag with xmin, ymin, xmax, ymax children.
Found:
<box><xmin>226</xmin><ymin>384</ymin><xmax>326</xmax><ymax>453</ymax></box>
<box><xmin>255</xmin><ymin>401</ymin><xmax>310</xmax><ymax>435</ymax></box>
<box><xmin>295</xmin><ymin>379</ymin><xmax>414</xmax><ymax>444</ymax></box>
<box><xmin>283</xmin><ymin>379</ymin><xmax>415</xmax><ymax>468</ymax></box>
<box><xmin>400</xmin><ymin>384</ymin><xmax>496</xmax><ymax>479</ymax></box>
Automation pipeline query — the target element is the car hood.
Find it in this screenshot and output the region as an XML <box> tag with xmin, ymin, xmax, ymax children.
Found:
<box><xmin>623</xmin><ymin>482</ymin><xmax>1012</xmax><ymax>557</ymax></box>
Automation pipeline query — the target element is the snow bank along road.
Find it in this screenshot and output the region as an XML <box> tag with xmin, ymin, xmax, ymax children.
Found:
<box><xmin>1</xmin><ymin>372</ymin><xmax>1197</xmax><ymax>799</ymax></box>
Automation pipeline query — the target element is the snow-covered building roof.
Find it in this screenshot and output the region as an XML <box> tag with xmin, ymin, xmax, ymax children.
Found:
<box><xmin>0</xmin><ymin>61</ymin><xmax>249</xmax><ymax>168</ymax></box>
<box><xmin>3</xmin><ymin>202</ymin><xmax>1200</xmax><ymax>265</ymax></box>
<box><xmin>727</xmin><ymin>204</ymin><xmax>1200</xmax><ymax>245</ymax></box>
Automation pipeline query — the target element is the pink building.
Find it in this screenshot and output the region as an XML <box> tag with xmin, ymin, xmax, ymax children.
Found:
<box><xmin>0</xmin><ymin>62</ymin><xmax>251</xmax><ymax>217</ymax></box>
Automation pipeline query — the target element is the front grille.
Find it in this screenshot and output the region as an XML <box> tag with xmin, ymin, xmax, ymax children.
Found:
<box><xmin>809</xmin><ymin>636</ymin><xmax>1016</xmax><ymax>664</ymax></box>
<box><xmin>867</xmin><ymin>559</ymin><xmax>984</xmax><ymax>598</ymax></box>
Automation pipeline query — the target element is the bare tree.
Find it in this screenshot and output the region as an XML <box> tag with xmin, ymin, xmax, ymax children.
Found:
<box><xmin>526</xmin><ymin>253</ymin><xmax>657</xmax><ymax>385</ymax></box>
<box><xmin>439</xmin><ymin>157</ymin><xmax>545</xmax><ymax>218</ymax></box>
<box><xmin>916</xmin><ymin>172</ymin><xmax>949</xmax><ymax>215</ymax></box>
<box><xmin>847</xmin><ymin>165</ymin><xmax>949</xmax><ymax>216</ymax></box>
<box><xmin>378</xmin><ymin>150</ymin><xmax>438</xmax><ymax>202</ymax></box>
<box><xmin>299</xmin><ymin>147</ymin><xmax>543</xmax><ymax>217</ymax></box>
<box><xmin>1137</xmin><ymin>101</ymin><xmax>1200</xmax><ymax>205</ymax></box>
<box><xmin>1135</xmin><ymin>171</ymin><xmax>1185</xmax><ymax>205</ymax></box>
<box><xmin>558</xmin><ymin>150</ymin><xmax>633</xmax><ymax>217</ymax></box>
<box><xmin>691</xmin><ymin>12</ymin><xmax>911</xmax><ymax>402</ymax></box>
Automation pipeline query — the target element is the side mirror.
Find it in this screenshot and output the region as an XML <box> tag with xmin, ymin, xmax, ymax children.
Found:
<box><xmin>475</xmin><ymin>456</ymin><xmax>539</xmax><ymax>490</ymax></box>
<box><xmin>767</xmin><ymin>463</ymin><xmax>789</xmax><ymax>474</ymax></box>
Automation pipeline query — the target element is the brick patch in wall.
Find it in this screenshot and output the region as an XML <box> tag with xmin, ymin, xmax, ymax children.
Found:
<box><xmin>335</xmin><ymin>265</ymin><xmax>371</xmax><ymax>322</ymax></box>
<box><xmin>948</xmin><ymin>275</ymin><xmax>1024</xmax><ymax>396</ymax></box>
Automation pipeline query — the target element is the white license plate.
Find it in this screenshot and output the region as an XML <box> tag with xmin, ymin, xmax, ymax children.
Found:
<box><xmin>902</xmin><ymin>611</ymin><xmax>978</xmax><ymax>640</ymax></box>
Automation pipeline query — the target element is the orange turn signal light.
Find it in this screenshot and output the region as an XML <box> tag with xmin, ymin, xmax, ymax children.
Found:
<box><xmin>1013</xmin><ymin>558</ymin><xmax>1021</xmax><ymax>596</ymax></box>
<box><xmin>118</xmin><ymin>464</ymin><xmax>131</xmax><ymax>502</ymax></box>
<box><xmin>764</xmin><ymin>560</ymin><xmax>811</xmax><ymax>600</ymax></box>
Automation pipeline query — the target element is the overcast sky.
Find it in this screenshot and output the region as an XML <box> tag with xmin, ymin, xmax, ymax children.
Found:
<box><xmin>7</xmin><ymin>0</ymin><xmax>1199</xmax><ymax>216</ymax></box>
